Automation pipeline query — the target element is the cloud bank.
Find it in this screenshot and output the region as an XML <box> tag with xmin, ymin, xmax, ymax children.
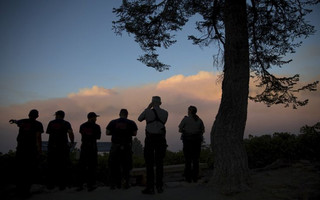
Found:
<box><xmin>1</xmin><ymin>71</ymin><xmax>319</xmax><ymax>153</ymax></box>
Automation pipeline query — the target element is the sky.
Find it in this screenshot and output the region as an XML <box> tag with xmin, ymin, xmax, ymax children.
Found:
<box><xmin>0</xmin><ymin>0</ymin><xmax>319</xmax><ymax>153</ymax></box>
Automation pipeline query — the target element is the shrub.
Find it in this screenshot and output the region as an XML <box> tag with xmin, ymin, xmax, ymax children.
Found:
<box><xmin>245</xmin><ymin>122</ymin><xmax>320</xmax><ymax>168</ymax></box>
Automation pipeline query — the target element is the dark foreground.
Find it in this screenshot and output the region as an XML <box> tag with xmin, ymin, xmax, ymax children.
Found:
<box><xmin>2</xmin><ymin>160</ymin><xmax>320</xmax><ymax>200</ymax></box>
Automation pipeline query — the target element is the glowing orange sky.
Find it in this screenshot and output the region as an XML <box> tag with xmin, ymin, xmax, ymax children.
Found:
<box><xmin>1</xmin><ymin>71</ymin><xmax>319</xmax><ymax>153</ymax></box>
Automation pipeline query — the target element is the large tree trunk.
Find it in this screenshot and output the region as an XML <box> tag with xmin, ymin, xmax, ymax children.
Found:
<box><xmin>210</xmin><ymin>0</ymin><xmax>250</xmax><ymax>194</ymax></box>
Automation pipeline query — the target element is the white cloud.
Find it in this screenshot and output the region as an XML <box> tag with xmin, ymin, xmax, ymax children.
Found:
<box><xmin>157</xmin><ymin>71</ymin><xmax>222</xmax><ymax>101</ymax></box>
<box><xmin>1</xmin><ymin>71</ymin><xmax>319</xmax><ymax>153</ymax></box>
<box><xmin>68</xmin><ymin>85</ymin><xmax>116</xmax><ymax>97</ymax></box>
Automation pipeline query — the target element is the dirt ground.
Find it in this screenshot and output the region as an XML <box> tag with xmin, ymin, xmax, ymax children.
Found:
<box><xmin>4</xmin><ymin>160</ymin><xmax>320</xmax><ymax>200</ymax></box>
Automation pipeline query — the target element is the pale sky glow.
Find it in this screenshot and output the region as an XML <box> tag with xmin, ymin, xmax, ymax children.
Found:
<box><xmin>0</xmin><ymin>1</ymin><xmax>319</xmax><ymax>153</ymax></box>
<box><xmin>68</xmin><ymin>85</ymin><xmax>116</xmax><ymax>97</ymax></box>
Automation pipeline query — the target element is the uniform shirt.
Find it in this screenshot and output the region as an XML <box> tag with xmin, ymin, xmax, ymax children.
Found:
<box><xmin>138</xmin><ymin>107</ymin><xmax>168</xmax><ymax>134</ymax></box>
<box><xmin>106</xmin><ymin>118</ymin><xmax>138</xmax><ymax>144</ymax></box>
<box><xmin>46</xmin><ymin>119</ymin><xmax>72</xmax><ymax>148</ymax></box>
<box><xmin>79</xmin><ymin>121</ymin><xmax>101</xmax><ymax>150</ymax></box>
<box><xmin>16</xmin><ymin>118</ymin><xmax>44</xmax><ymax>150</ymax></box>
<box><xmin>179</xmin><ymin>116</ymin><xmax>205</xmax><ymax>138</ymax></box>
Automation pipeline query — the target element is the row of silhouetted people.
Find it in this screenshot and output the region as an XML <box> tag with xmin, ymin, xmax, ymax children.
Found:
<box><xmin>9</xmin><ymin>96</ymin><xmax>205</xmax><ymax>197</ymax></box>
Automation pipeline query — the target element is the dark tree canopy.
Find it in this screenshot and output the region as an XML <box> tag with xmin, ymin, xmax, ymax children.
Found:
<box><xmin>112</xmin><ymin>0</ymin><xmax>319</xmax><ymax>193</ymax></box>
<box><xmin>112</xmin><ymin>0</ymin><xmax>318</xmax><ymax>108</ymax></box>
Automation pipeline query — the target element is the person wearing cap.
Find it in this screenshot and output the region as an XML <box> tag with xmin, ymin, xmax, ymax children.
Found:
<box><xmin>46</xmin><ymin>110</ymin><xmax>74</xmax><ymax>190</ymax></box>
<box><xmin>179</xmin><ymin>106</ymin><xmax>205</xmax><ymax>183</ymax></box>
<box><xmin>77</xmin><ymin>112</ymin><xmax>101</xmax><ymax>192</ymax></box>
<box><xmin>106</xmin><ymin>109</ymin><xmax>138</xmax><ymax>189</ymax></box>
<box><xmin>9</xmin><ymin>109</ymin><xmax>44</xmax><ymax>197</ymax></box>
<box><xmin>138</xmin><ymin>96</ymin><xmax>168</xmax><ymax>194</ymax></box>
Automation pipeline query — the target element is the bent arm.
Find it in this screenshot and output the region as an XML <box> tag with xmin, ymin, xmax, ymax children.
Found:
<box><xmin>68</xmin><ymin>129</ymin><xmax>75</xmax><ymax>143</ymax></box>
<box><xmin>132</xmin><ymin>130</ymin><xmax>137</xmax><ymax>136</ymax></box>
<box><xmin>178</xmin><ymin>117</ymin><xmax>186</xmax><ymax>133</ymax></box>
<box><xmin>36</xmin><ymin>131</ymin><xmax>42</xmax><ymax>154</ymax></box>
<box><xmin>138</xmin><ymin>110</ymin><xmax>146</xmax><ymax>122</ymax></box>
<box><xmin>201</xmin><ymin>120</ymin><xmax>205</xmax><ymax>134</ymax></box>
<box><xmin>97</xmin><ymin>127</ymin><xmax>102</xmax><ymax>139</ymax></box>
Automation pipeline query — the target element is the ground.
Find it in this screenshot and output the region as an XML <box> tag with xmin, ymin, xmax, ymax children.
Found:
<box><xmin>3</xmin><ymin>160</ymin><xmax>320</xmax><ymax>200</ymax></box>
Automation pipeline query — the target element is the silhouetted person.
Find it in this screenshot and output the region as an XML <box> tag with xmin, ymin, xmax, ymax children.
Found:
<box><xmin>9</xmin><ymin>109</ymin><xmax>44</xmax><ymax>198</ymax></box>
<box><xmin>179</xmin><ymin>106</ymin><xmax>205</xmax><ymax>183</ymax></box>
<box><xmin>46</xmin><ymin>110</ymin><xmax>74</xmax><ymax>190</ymax></box>
<box><xmin>77</xmin><ymin>112</ymin><xmax>101</xmax><ymax>192</ymax></box>
<box><xmin>138</xmin><ymin>96</ymin><xmax>168</xmax><ymax>194</ymax></box>
<box><xmin>106</xmin><ymin>109</ymin><xmax>138</xmax><ymax>189</ymax></box>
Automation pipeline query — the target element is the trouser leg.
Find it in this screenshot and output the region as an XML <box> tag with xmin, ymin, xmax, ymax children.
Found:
<box><xmin>155</xmin><ymin>142</ymin><xmax>166</xmax><ymax>188</ymax></box>
<box><xmin>183</xmin><ymin>141</ymin><xmax>193</xmax><ymax>181</ymax></box>
<box><xmin>191</xmin><ymin>141</ymin><xmax>201</xmax><ymax>181</ymax></box>
<box><xmin>144</xmin><ymin>143</ymin><xmax>155</xmax><ymax>189</ymax></box>
<box><xmin>144</xmin><ymin>134</ymin><xmax>167</xmax><ymax>190</ymax></box>
<box><xmin>87</xmin><ymin>156</ymin><xmax>97</xmax><ymax>187</ymax></box>
<box><xmin>108</xmin><ymin>145</ymin><xmax>121</xmax><ymax>187</ymax></box>
<box><xmin>77</xmin><ymin>153</ymin><xmax>86</xmax><ymax>188</ymax></box>
<box><xmin>16</xmin><ymin>150</ymin><xmax>37</xmax><ymax>196</ymax></box>
<box><xmin>122</xmin><ymin>149</ymin><xmax>132</xmax><ymax>184</ymax></box>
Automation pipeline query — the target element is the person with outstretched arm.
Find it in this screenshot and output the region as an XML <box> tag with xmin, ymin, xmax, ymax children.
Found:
<box><xmin>9</xmin><ymin>109</ymin><xmax>44</xmax><ymax>198</ymax></box>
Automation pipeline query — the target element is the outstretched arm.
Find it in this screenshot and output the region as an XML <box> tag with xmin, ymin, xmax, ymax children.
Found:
<box><xmin>9</xmin><ymin>119</ymin><xmax>18</xmax><ymax>125</ymax></box>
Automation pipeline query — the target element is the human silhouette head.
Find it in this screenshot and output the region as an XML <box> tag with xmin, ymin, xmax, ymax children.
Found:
<box><xmin>28</xmin><ymin>109</ymin><xmax>39</xmax><ymax>119</ymax></box>
<box><xmin>188</xmin><ymin>106</ymin><xmax>197</xmax><ymax>116</ymax></box>
<box><xmin>152</xmin><ymin>96</ymin><xmax>162</xmax><ymax>106</ymax></box>
<box><xmin>119</xmin><ymin>109</ymin><xmax>128</xmax><ymax>118</ymax></box>
<box><xmin>87</xmin><ymin>112</ymin><xmax>99</xmax><ymax>122</ymax></box>
<box><xmin>55</xmin><ymin>110</ymin><xmax>65</xmax><ymax>119</ymax></box>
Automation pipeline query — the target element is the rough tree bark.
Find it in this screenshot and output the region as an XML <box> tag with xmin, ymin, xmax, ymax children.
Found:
<box><xmin>210</xmin><ymin>0</ymin><xmax>250</xmax><ymax>193</ymax></box>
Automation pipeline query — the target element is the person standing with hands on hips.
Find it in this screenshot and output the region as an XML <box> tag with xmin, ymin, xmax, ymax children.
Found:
<box><xmin>179</xmin><ymin>106</ymin><xmax>205</xmax><ymax>183</ymax></box>
<box><xmin>77</xmin><ymin>112</ymin><xmax>101</xmax><ymax>192</ymax></box>
<box><xmin>138</xmin><ymin>96</ymin><xmax>168</xmax><ymax>194</ymax></box>
<box><xmin>106</xmin><ymin>109</ymin><xmax>138</xmax><ymax>189</ymax></box>
<box><xmin>46</xmin><ymin>110</ymin><xmax>74</xmax><ymax>190</ymax></box>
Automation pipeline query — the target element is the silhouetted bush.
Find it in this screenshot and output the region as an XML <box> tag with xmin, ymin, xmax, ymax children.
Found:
<box><xmin>0</xmin><ymin>150</ymin><xmax>16</xmax><ymax>187</ymax></box>
<box><xmin>245</xmin><ymin>122</ymin><xmax>320</xmax><ymax>168</ymax></box>
<box><xmin>200</xmin><ymin>145</ymin><xmax>214</xmax><ymax>168</ymax></box>
<box><xmin>164</xmin><ymin>150</ymin><xmax>184</xmax><ymax>165</ymax></box>
<box><xmin>1</xmin><ymin>122</ymin><xmax>319</xmax><ymax>187</ymax></box>
<box><xmin>296</xmin><ymin>123</ymin><xmax>320</xmax><ymax>161</ymax></box>
<box><xmin>132</xmin><ymin>154</ymin><xmax>145</xmax><ymax>168</ymax></box>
